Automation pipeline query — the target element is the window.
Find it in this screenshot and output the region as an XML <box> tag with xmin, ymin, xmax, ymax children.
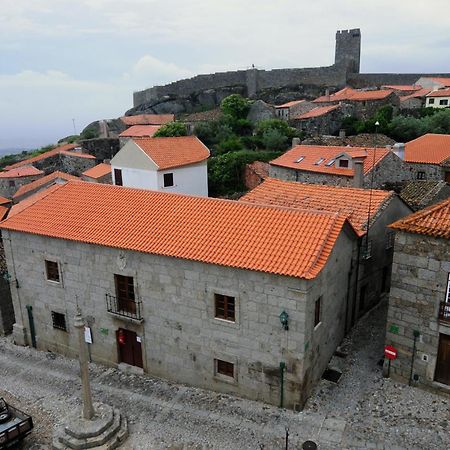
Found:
<box><xmin>386</xmin><ymin>231</ymin><xmax>395</xmax><ymax>250</ymax></box>
<box><xmin>294</xmin><ymin>156</ymin><xmax>305</xmax><ymax>163</ymax></box>
<box><xmin>325</xmin><ymin>159</ymin><xmax>336</xmax><ymax>167</ymax></box>
<box><xmin>446</xmin><ymin>273</ymin><xmax>450</xmax><ymax>303</ymax></box>
<box><xmin>362</xmin><ymin>240</ymin><xmax>372</xmax><ymax>259</ymax></box>
<box><xmin>114</xmin><ymin>168</ymin><xmax>123</xmax><ymax>186</ymax></box>
<box><xmin>314</xmin><ymin>158</ymin><xmax>325</xmax><ymax>165</ymax></box>
<box><xmin>428</xmin><ymin>98</ymin><xmax>435</xmax><ymax>104</ymax></box>
<box><xmin>338</xmin><ymin>159</ymin><xmax>349</xmax><ymax>168</ymax></box>
<box><xmin>8</xmin><ymin>180</ymin><xmax>15</xmax><ymax>187</ymax></box>
<box><xmin>314</xmin><ymin>297</ymin><xmax>321</xmax><ymax>327</ymax></box>
<box><xmin>214</xmin><ymin>294</ymin><xmax>235</xmax><ymax>322</ymax></box>
<box><xmin>163</xmin><ymin>173</ymin><xmax>174</xmax><ymax>187</ymax></box>
<box><xmin>439</xmin><ymin>99</ymin><xmax>448</xmax><ymax>106</ymax></box>
<box><xmin>417</xmin><ymin>171</ymin><xmax>426</xmax><ymax>180</ymax></box>
<box><xmin>45</xmin><ymin>260</ymin><xmax>60</xmax><ymax>282</ymax></box>
<box><xmin>114</xmin><ymin>274</ymin><xmax>136</xmax><ymax>314</ymax></box>
<box><xmin>51</xmin><ymin>311</ymin><xmax>67</xmax><ymax>331</ymax></box>
<box><xmin>216</xmin><ymin>359</ymin><xmax>234</xmax><ymax>378</ymax></box>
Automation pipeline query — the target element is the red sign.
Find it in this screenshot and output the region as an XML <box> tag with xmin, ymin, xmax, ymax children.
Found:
<box><xmin>384</xmin><ymin>345</ymin><xmax>397</xmax><ymax>360</ymax></box>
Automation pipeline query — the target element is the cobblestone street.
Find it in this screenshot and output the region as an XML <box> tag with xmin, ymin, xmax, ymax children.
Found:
<box><xmin>0</xmin><ymin>301</ymin><xmax>448</xmax><ymax>449</ymax></box>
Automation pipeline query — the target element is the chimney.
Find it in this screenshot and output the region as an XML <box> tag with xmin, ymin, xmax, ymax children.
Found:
<box><xmin>392</xmin><ymin>143</ymin><xmax>405</xmax><ymax>160</ymax></box>
<box><xmin>325</xmin><ymin>88</ymin><xmax>330</xmax><ymax>101</ymax></box>
<box><xmin>353</xmin><ymin>160</ymin><xmax>364</xmax><ymax>188</ymax></box>
<box><xmin>339</xmin><ymin>129</ymin><xmax>346</xmax><ymax>139</ymax></box>
<box><xmin>292</xmin><ymin>137</ymin><xmax>301</xmax><ymax>148</ymax></box>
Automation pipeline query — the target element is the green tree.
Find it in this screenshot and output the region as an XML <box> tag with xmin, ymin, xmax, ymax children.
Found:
<box><xmin>261</xmin><ymin>129</ymin><xmax>288</xmax><ymax>151</ymax></box>
<box><xmin>154</xmin><ymin>121</ymin><xmax>188</xmax><ymax>137</ymax></box>
<box><xmin>220</xmin><ymin>94</ymin><xmax>251</xmax><ymax>120</ymax></box>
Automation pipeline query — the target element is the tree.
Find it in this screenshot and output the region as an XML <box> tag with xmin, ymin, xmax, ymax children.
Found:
<box><xmin>220</xmin><ymin>94</ymin><xmax>251</xmax><ymax>120</ymax></box>
<box><xmin>261</xmin><ymin>129</ymin><xmax>288</xmax><ymax>151</ymax></box>
<box><xmin>154</xmin><ymin>122</ymin><xmax>187</xmax><ymax>137</ymax></box>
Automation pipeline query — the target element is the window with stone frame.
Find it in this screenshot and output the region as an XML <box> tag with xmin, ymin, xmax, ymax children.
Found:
<box><xmin>417</xmin><ymin>171</ymin><xmax>426</xmax><ymax>180</ymax></box>
<box><xmin>51</xmin><ymin>311</ymin><xmax>67</xmax><ymax>331</ymax></box>
<box><xmin>45</xmin><ymin>260</ymin><xmax>60</xmax><ymax>282</ymax></box>
<box><xmin>214</xmin><ymin>294</ymin><xmax>235</xmax><ymax>322</ymax></box>
<box><xmin>215</xmin><ymin>359</ymin><xmax>235</xmax><ymax>378</ymax></box>
<box><xmin>114</xmin><ymin>274</ymin><xmax>136</xmax><ymax>314</ymax></box>
<box><xmin>314</xmin><ymin>297</ymin><xmax>321</xmax><ymax>327</ymax></box>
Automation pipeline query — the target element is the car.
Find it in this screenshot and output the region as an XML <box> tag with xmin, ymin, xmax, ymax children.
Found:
<box><xmin>0</xmin><ymin>398</ymin><xmax>33</xmax><ymax>449</ymax></box>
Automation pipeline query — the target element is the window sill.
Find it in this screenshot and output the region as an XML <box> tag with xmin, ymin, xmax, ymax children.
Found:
<box><xmin>46</xmin><ymin>279</ymin><xmax>63</xmax><ymax>287</ymax></box>
<box><xmin>211</xmin><ymin>317</ymin><xmax>240</xmax><ymax>329</ymax></box>
<box><xmin>214</xmin><ymin>374</ymin><xmax>237</xmax><ymax>385</ymax></box>
<box><xmin>107</xmin><ymin>311</ymin><xmax>144</xmax><ymax>325</ymax></box>
<box><xmin>314</xmin><ymin>321</ymin><xmax>322</xmax><ymax>332</ymax></box>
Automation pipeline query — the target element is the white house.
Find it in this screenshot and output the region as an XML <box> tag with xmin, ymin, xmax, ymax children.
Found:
<box><xmin>425</xmin><ymin>89</ymin><xmax>450</xmax><ymax>109</ymax></box>
<box><xmin>110</xmin><ymin>136</ymin><xmax>210</xmax><ymax>196</ymax></box>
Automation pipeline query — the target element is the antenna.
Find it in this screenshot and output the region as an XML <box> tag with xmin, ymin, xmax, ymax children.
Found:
<box><xmin>72</xmin><ymin>118</ymin><xmax>77</xmax><ymax>135</ymax></box>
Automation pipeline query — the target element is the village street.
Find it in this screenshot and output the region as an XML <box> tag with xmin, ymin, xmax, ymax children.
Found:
<box><xmin>0</xmin><ymin>301</ymin><xmax>448</xmax><ymax>450</ymax></box>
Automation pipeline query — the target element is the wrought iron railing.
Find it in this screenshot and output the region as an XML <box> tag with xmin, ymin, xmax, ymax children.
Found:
<box><xmin>106</xmin><ymin>293</ymin><xmax>142</xmax><ymax>320</ymax></box>
<box><xmin>438</xmin><ymin>302</ymin><xmax>450</xmax><ymax>323</ymax></box>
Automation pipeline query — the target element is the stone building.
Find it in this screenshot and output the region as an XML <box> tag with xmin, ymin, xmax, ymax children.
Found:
<box><xmin>120</xmin><ymin>114</ymin><xmax>174</xmax><ymax>127</ymax></box>
<box><xmin>244</xmin><ymin>161</ymin><xmax>269</xmax><ymax>190</ymax></box>
<box><xmin>1</xmin><ymin>181</ymin><xmax>359</xmax><ymax>409</ymax></box>
<box><xmin>290</xmin><ymin>104</ymin><xmax>345</xmax><ymax>136</ymax></box>
<box><xmin>269</xmin><ymin>144</ymin><xmax>411</xmax><ymax>189</ymax></box>
<box><xmin>81</xmin><ymin>163</ymin><xmax>112</xmax><ymax>184</ymax></box>
<box><xmin>399</xmin><ymin>88</ymin><xmax>431</xmax><ymax>110</ymax></box>
<box><xmin>111</xmin><ymin>136</ymin><xmax>210</xmax><ymax>196</ymax></box>
<box><xmin>0</xmin><ymin>166</ymin><xmax>44</xmax><ymax>198</ymax></box>
<box><xmin>240</xmin><ymin>178</ymin><xmax>412</xmax><ymax>328</ymax></box>
<box><xmin>275</xmin><ymin>100</ymin><xmax>314</xmax><ymax>121</ymax></box>
<box><xmin>385</xmin><ymin>198</ymin><xmax>450</xmax><ymax>391</ymax></box>
<box><xmin>404</xmin><ymin>134</ymin><xmax>450</xmax><ymax>182</ymax></box>
<box><xmin>399</xmin><ymin>180</ymin><xmax>450</xmax><ymax>212</ymax></box>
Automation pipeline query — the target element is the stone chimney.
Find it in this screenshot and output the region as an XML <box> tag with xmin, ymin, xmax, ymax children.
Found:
<box><xmin>339</xmin><ymin>129</ymin><xmax>346</xmax><ymax>139</ymax></box>
<box><xmin>292</xmin><ymin>137</ymin><xmax>301</xmax><ymax>148</ymax></box>
<box><xmin>392</xmin><ymin>143</ymin><xmax>405</xmax><ymax>160</ymax></box>
<box><xmin>325</xmin><ymin>88</ymin><xmax>330</xmax><ymax>101</ymax></box>
<box><xmin>353</xmin><ymin>160</ymin><xmax>364</xmax><ymax>188</ymax></box>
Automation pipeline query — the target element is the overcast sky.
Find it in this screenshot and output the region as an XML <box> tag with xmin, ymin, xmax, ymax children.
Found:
<box><xmin>1</xmin><ymin>0</ymin><xmax>449</xmax><ymax>150</ymax></box>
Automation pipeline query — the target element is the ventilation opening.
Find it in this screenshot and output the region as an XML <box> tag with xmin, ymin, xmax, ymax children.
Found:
<box><xmin>322</xmin><ymin>368</ymin><xmax>342</xmax><ymax>383</ymax></box>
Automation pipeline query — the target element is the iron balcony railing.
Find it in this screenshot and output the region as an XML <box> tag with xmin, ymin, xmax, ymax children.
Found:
<box><xmin>106</xmin><ymin>293</ymin><xmax>143</xmax><ymax>321</ymax></box>
<box><xmin>438</xmin><ymin>302</ymin><xmax>450</xmax><ymax>323</ymax></box>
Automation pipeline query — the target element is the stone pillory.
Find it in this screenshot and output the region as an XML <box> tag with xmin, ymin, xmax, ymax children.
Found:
<box><xmin>0</xmin><ymin>181</ymin><xmax>352</xmax><ymax>280</ymax></box>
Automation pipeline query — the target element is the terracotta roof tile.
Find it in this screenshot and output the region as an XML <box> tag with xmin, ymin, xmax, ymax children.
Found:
<box><xmin>134</xmin><ymin>136</ymin><xmax>210</xmax><ymax>170</ymax></box>
<box><xmin>59</xmin><ymin>151</ymin><xmax>95</xmax><ymax>159</ymax></box>
<box><xmin>121</xmin><ymin>114</ymin><xmax>174</xmax><ymax>126</ymax></box>
<box><xmin>0</xmin><ymin>182</ymin><xmax>354</xmax><ymax>279</ymax></box>
<box><xmin>294</xmin><ymin>104</ymin><xmax>340</xmax><ymax>119</ymax></box>
<box><xmin>348</xmin><ymin>90</ymin><xmax>394</xmax><ymax>101</ymax></box>
<box><xmin>0</xmin><ymin>196</ymin><xmax>11</xmax><ymax>205</ymax></box>
<box><xmin>82</xmin><ymin>163</ymin><xmax>111</xmax><ymax>179</ymax></box>
<box><xmin>118</xmin><ymin>125</ymin><xmax>161</xmax><ymax>137</ymax></box>
<box><xmin>276</xmin><ymin>100</ymin><xmax>305</xmax><ymax>108</ymax></box>
<box><xmin>270</xmin><ymin>145</ymin><xmax>390</xmax><ymax>177</ymax></box>
<box><xmin>429</xmin><ymin>77</ymin><xmax>450</xmax><ymax>87</ymax></box>
<box><xmin>382</xmin><ymin>85</ymin><xmax>422</xmax><ymax>91</ymax></box>
<box><xmin>314</xmin><ymin>87</ymin><xmax>357</xmax><ymax>103</ymax></box>
<box><xmin>426</xmin><ymin>88</ymin><xmax>450</xmax><ymax>98</ymax></box>
<box><xmin>389</xmin><ymin>197</ymin><xmax>450</xmax><ymax>239</ymax></box>
<box><xmin>12</xmin><ymin>171</ymin><xmax>78</xmax><ymax>200</ymax></box>
<box><xmin>314</xmin><ymin>87</ymin><xmax>393</xmax><ymax>103</ymax></box>
<box><xmin>399</xmin><ymin>180</ymin><xmax>449</xmax><ymax>211</ymax></box>
<box><xmin>0</xmin><ymin>206</ymin><xmax>9</xmax><ymax>220</ymax></box>
<box><xmin>400</xmin><ymin>88</ymin><xmax>431</xmax><ymax>101</ymax></box>
<box><xmin>0</xmin><ymin>166</ymin><xmax>44</xmax><ymax>178</ymax></box>
<box><xmin>240</xmin><ymin>178</ymin><xmax>393</xmax><ymax>237</ymax></box>
<box><xmin>405</xmin><ymin>133</ymin><xmax>450</xmax><ymax>164</ymax></box>
<box><xmin>4</xmin><ymin>144</ymin><xmax>78</xmax><ymax>170</ymax></box>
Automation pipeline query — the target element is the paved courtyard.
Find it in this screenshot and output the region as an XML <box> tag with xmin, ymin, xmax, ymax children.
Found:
<box><xmin>0</xmin><ymin>301</ymin><xmax>448</xmax><ymax>449</ymax></box>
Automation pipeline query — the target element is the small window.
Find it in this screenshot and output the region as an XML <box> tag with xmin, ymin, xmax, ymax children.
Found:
<box><xmin>417</xmin><ymin>171</ymin><xmax>426</xmax><ymax>180</ymax></box>
<box><xmin>114</xmin><ymin>274</ymin><xmax>136</xmax><ymax>314</ymax></box>
<box><xmin>386</xmin><ymin>231</ymin><xmax>395</xmax><ymax>250</ymax></box>
<box><xmin>338</xmin><ymin>159</ymin><xmax>349</xmax><ymax>168</ymax></box>
<box><xmin>294</xmin><ymin>156</ymin><xmax>305</xmax><ymax>163</ymax></box>
<box><xmin>428</xmin><ymin>98</ymin><xmax>435</xmax><ymax>104</ymax></box>
<box><xmin>8</xmin><ymin>180</ymin><xmax>15</xmax><ymax>187</ymax></box>
<box><xmin>45</xmin><ymin>260</ymin><xmax>60</xmax><ymax>282</ymax></box>
<box><xmin>163</xmin><ymin>173</ymin><xmax>174</xmax><ymax>187</ymax></box>
<box><xmin>114</xmin><ymin>168</ymin><xmax>123</xmax><ymax>186</ymax></box>
<box><xmin>51</xmin><ymin>311</ymin><xmax>67</xmax><ymax>331</ymax></box>
<box><xmin>314</xmin><ymin>297</ymin><xmax>321</xmax><ymax>327</ymax></box>
<box><xmin>439</xmin><ymin>99</ymin><xmax>448</xmax><ymax>106</ymax></box>
<box><xmin>362</xmin><ymin>240</ymin><xmax>372</xmax><ymax>259</ymax></box>
<box><xmin>445</xmin><ymin>273</ymin><xmax>450</xmax><ymax>303</ymax></box>
<box><xmin>214</xmin><ymin>294</ymin><xmax>235</xmax><ymax>322</ymax></box>
<box><xmin>216</xmin><ymin>359</ymin><xmax>235</xmax><ymax>378</ymax></box>
<box><xmin>314</xmin><ymin>158</ymin><xmax>325</xmax><ymax>165</ymax></box>
<box><xmin>325</xmin><ymin>159</ymin><xmax>336</xmax><ymax>167</ymax></box>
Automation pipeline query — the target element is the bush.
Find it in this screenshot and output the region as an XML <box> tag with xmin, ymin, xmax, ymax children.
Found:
<box><xmin>261</xmin><ymin>129</ymin><xmax>288</xmax><ymax>151</ymax></box>
<box><xmin>154</xmin><ymin>121</ymin><xmax>187</xmax><ymax>137</ymax></box>
<box><xmin>220</xmin><ymin>94</ymin><xmax>251</xmax><ymax>120</ymax></box>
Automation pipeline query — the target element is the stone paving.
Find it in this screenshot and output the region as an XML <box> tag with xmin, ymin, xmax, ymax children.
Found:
<box><xmin>0</xmin><ymin>301</ymin><xmax>448</xmax><ymax>449</ymax></box>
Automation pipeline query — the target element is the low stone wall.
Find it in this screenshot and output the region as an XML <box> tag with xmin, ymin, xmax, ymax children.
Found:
<box><xmin>80</xmin><ymin>138</ymin><xmax>121</xmax><ymax>162</ymax></box>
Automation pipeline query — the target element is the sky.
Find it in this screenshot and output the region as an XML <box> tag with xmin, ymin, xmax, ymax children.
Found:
<box><xmin>1</xmin><ymin>0</ymin><xmax>450</xmax><ymax>150</ymax></box>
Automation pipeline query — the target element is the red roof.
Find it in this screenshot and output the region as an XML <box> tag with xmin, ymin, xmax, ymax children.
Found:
<box><xmin>0</xmin><ymin>196</ymin><xmax>11</xmax><ymax>205</ymax></box>
<box><xmin>0</xmin><ymin>181</ymin><xmax>354</xmax><ymax>280</ymax></box>
<box><xmin>0</xmin><ymin>166</ymin><xmax>44</xmax><ymax>178</ymax></box>
<box><xmin>133</xmin><ymin>136</ymin><xmax>210</xmax><ymax>170</ymax></box>
<box><xmin>240</xmin><ymin>178</ymin><xmax>393</xmax><ymax>237</ymax></box>
<box><xmin>400</xmin><ymin>88</ymin><xmax>431</xmax><ymax>101</ymax></box>
<box><xmin>426</xmin><ymin>88</ymin><xmax>450</xmax><ymax>98</ymax></box>
<box><xmin>13</xmin><ymin>171</ymin><xmax>78</xmax><ymax>200</ymax></box>
<box><xmin>4</xmin><ymin>144</ymin><xmax>78</xmax><ymax>170</ymax></box>
<box><xmin>0</xmin><ymin>206</ymin><xmax>8</xmax><ymax>220</ymax></box>
<box><xmin>121</xmin><ymin>114</ymin><xmax>174</xmax><ymax>126</ymax></box>
<box><xmin>429</xmin><ymin>77</ymin><xmax>450</xmax><ymax>87</ymax></box>
<box><xmin>8</xmin><ymin>184</ymin><xmax>61</xmax><ymax>218</ymax></box>
<box><xmin>390</xmin><ymin>197</ymin><xmax>450</xmax><ymax>239</ymax></box>
<box><xmin>59</xmin><ymin>151</ymin><xmax>95</xmax><ymax>159</ymax></box>
<box><xmin>119</xmin><ymin>125</ymin><xmax>161</xmax><ymax>138</ymax></box>
<box><xmin>294</xmin><ymin>105</ymin><xmax>340</xmax><ymax>120</ymax></box>
<box><xmin>314</xmin><ymin>87</ymin><xmax>393</xmax><ymax>103</ymax></box>
<box><xmin>405</xmin><ymin>134</ymin><xmax>450</xmax><ymax>164</ymax></box>
<box><xmin>276</xmin><ymin>100</ymin><xmax>305</xmax><ymax>108</ymax></box>
<box><xmin>382</xmin><ymin>85</ymin><xmax>422</xmax><ymax>92</ymax></box>
<box><xmin>314</xmin><ymin>87</ymin><xmax>356</xmax><ymax>103</ymax></box>
<box><xmin>82</xmin><ymin>163</ymin><xmax>111</xmax><ymax>179</ymax></box>
<box><xmin>270</xmin><ymin>145</ymin><xmax>390</xmax><ymax>177</ymax></box>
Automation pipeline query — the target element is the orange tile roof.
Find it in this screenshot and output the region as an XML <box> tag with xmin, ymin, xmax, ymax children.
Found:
<box><xmin>240</xmin><ymin>178</ymin><xmax>393</xmax><ymax>237</ymax></box>
<box><xmin>0</xmin><ymin>206</ymin><xmax>9</xmax><ymax>220</ymax></box>
<box><xmin>0</xmin><ymin>196</ymin><xmax>11</xmax><ymax>205</ymax></box>
<box><xmin>0</xmin><ymin>181</ymin><xmax>354</xmax><ymax>280</ymax></box>
<box><xmin>59</xmin><ymin>150</ymin><xmax>95</xmax><ymax>159</ymax></box>
<box><xmin>121</xmin><ymin>114</ymin><xmax>174</xmax><ymax>126</ymax></box>
<box><xmin>12</xmin><ymin>171</ymin><xmax>78</xmax><ymax>200</ymax></box>
<box><xmin>119</xmin><ymin>125</ymin><xmax>161</xmax><ymax>138</ymax></box>
<box><xmin>400</xmin><ymin>88</ymin><xmax>431</xmax><ymax>101</ymax></box>
<box><xmin>276</xmin><ymin>100</ymin><xmax>305</xmax><ymax>108</ymax></box>
<box><xmin>426</xmin><ymin>88</ymin><xmax>450</xmax><ymax>98</ymax></box>
<box><xmin>270</xmin><ymin>145</ymin><xmax>390</xmax><ymax>177</ymax></box>
<box><xmin>314</xmin><ymin>87</ymin><xmax>393</xmax><ymax>103</ymax></box>
<box><xmin>4</xmin><ymin>144</ymin><xmax>78</xmax><ymax>170</ymax></box>
<box><xmin>8</xmin><ymin>184</ymin><xmax>62</xmax><ymax>218</ymax></box>
<box><xmin>382</xmin><ymin>85</ymin><xmax>422</xmax><ymax>91</ymax></box>
<box><xmin>294</xmin><ymin>105</ymin><xmax>340</xmax><ymax>120</ymax></box>
<box><xmin>404</xmin><ymin>134</ymin><xmax>450</xmax><ymax>164</ymax></box>
<box><xmin>429</xmin><ymin>77</ymin><xmax>450</xmax><ymax>87</ymax></box>
<box><xmin>82</xmin><ymin>163</ymin><xmax>111</xmax><ymax>179</ymax></box>
<box><xmin>134</xmin><ymin>136</ymin><xmax>210</xmax><ymax>170</ymax></box>
<box><xmin>0</xmin><ymin>166</ymin><xmax>44</xmax><ymax>178</ymax></box>
<box><xmin>389</xmin><ymin>197</ymin><xmax>450</xmax><ymax>239</ymax></box>
<box><xmin>348</xmin><ymin>90</ymin><xmax>394</xmax><ymax>101</ymax></box>
<box><xmin>314</xmin><ymin>87</ymin><xmax>357</xmax><ymax>103</ymax></box>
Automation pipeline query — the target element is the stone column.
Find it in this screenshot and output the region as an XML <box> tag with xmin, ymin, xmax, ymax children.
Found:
<box><xmin>74</xmin><ymin>309</ymin><xmax>95</xmax><ymax>420</ymax></box>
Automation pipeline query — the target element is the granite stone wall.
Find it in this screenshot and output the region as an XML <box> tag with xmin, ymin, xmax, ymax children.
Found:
<box><xmin>0</xmin><ymin>174</ymin><xmax>44</xmax><ymax>198</ymax></box>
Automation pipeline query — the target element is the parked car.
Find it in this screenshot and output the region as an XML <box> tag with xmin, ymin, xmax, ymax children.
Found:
<box><xmin>0</xmin><ymin>398</ymin><xmax>33</xmax><ymax>448</ymax></box>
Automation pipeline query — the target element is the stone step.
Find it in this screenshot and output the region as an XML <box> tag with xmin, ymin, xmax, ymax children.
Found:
<box><xmin>65</xmin><ymin>404</ymin><xmax>115</xmax><ymax>440</ymax></box>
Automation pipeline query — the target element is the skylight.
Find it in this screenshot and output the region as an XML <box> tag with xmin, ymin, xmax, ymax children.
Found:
<box><xmin>325</xmin><ymin>159</ymin><xmax>336</xmax><ymax>167</ymax></box>
<box><xmin>294</xmin><ymin>156</ymin><xmax>305</xmax><ymax>163</ymax></box>
<box><xmin>314</xmin><ymin>158</ymin><xmax>325</xmax><ymax>165</ymax></box>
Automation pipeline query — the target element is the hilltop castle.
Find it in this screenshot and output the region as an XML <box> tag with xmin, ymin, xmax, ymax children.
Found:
<box><xmin>130</xmin><ymin>29</ymin><xmax>449</xmax><ymax>115</ymax></box>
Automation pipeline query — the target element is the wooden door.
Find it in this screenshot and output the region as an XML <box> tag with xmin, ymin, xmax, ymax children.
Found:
<box><xmin>435</xmin><ymin>333</ymin><xmax>450</xmax><ymax>385</ymax></box>
<box><xmin>117</xmin><ymin>328</ymin><xmax>143</xmax><ymax>368</ymax></box>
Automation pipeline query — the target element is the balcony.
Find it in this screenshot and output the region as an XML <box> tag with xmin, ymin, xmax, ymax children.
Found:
<box><xmin>106</xmin><ymin>293</ymin><xmax>143</xmax><ymax>322</ymax></box>
<box><xmin>438</xmin><ymin>302</ymin><xmax>450</xmax><ymax>324</ymax></box>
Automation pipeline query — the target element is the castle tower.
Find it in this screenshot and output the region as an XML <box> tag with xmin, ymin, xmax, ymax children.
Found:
<box><xmin>335</xmin><ymin>28</ymin><xmax>361</xmax><ymax>74</ymax></box>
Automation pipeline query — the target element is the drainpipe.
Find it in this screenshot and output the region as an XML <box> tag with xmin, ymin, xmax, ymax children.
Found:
<box><xmin>26</xmin><ymin>305</ymin><xmax>37</xmax><ymax>348</ymax></box>
<box><xmin>409</xmin><ymin>330</ymin><xmax>420</xmax><ymax>386</ymax></box>
<box><xmin>279</xmin><ymin>361</ymin><xmax>286</xmax><ymax>408</ymax></box>
<box><xmin>344</xmin><ymin>258</ymin><xmax>354</xmax><ymax>333</ymax></box>
<box><xmin>351</xmin><ymin>238</ymin><xmax>362</xmax><ymax>327</ymax></box>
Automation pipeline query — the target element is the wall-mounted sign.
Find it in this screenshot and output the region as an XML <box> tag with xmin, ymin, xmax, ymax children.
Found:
<box><xmin>99</xmin><ymin>328</ymin><xmax>109</xmax><ymax>336</ymax></box>
<box><xmin>389</xmin><ymin>324</ymin><xmax>399</xmax><ymax>334</ymax></box>
<box><xmin>384</xmin><ymin>345</ymin><xmax>397</xmax><ymax>360</ymax></box>
<box><xmin>84</xmin><ymin>326</ymin><xmax>93</xmax><ymax>344</ymax></box>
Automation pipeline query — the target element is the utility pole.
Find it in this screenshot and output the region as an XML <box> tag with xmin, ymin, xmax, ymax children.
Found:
<box><xmin>72</xmin><ymin>118</ymin><xmax>77</xmax><ymax>135</ymax></box>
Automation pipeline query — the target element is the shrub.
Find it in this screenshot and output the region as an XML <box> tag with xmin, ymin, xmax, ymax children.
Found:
<box><xmin>154</xmin><ymin>121</ymin><xmax>187</xmax><ymax>137</ymax></box>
